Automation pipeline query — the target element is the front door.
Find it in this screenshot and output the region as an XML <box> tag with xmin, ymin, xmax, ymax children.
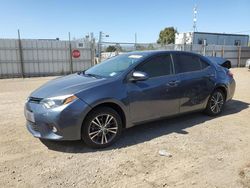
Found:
<box><xmin>127</xmin><ymin>54</ymin><xmax>180</xmax><ymax>123</ymax></box>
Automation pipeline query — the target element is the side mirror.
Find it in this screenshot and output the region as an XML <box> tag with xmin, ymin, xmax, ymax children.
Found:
<box><xmin>130</xmin><ymin>71</ymin><xmax>149</xmax><ymax>82</ymax></box>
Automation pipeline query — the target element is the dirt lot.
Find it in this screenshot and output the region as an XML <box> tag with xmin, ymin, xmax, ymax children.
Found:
<box><xmin>0</xmin><ymin>68</ymin><xmax>250</xmax><ymax>188</ymax></box>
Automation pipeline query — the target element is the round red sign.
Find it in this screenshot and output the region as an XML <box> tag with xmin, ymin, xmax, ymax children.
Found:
<box><xmin>72</xmin><ymin>49</ymin><xmax>80</xmax><ymax>58</ymax></box>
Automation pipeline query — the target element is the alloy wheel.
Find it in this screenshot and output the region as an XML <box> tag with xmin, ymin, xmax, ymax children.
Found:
<box><xmin>210</xmin><ymin>91</ymin><xmax>224</xmax><ymax>114</ymax></box>
<box><xmin>88</xmin><ymin>114</ymin><xmax>118</xmax><ymax>145</ymax></box>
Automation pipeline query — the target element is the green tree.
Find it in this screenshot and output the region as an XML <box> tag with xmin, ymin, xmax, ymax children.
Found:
<box><xmin>135</xmin><ymin>45</ymin><xmax>146</xmax><ymax>51</ymax></box>
<box><xmin>157</xmin><ymin>27</ymin><xmax>177</xmax><ymax>45</ymax></box>
<box><xmin>147</xmin><ymin>44</ymin><xmax>155</xmax><ymax>50</ymax></box>
<box><xmin>115</xmin><ymin>44</ymin><xmax>122</xmax><ymax>52</ymax></box>
<box><xmin>106</xmin><ymin>45</ymin><xmax>116</xmax><ymax>52</ymax></box>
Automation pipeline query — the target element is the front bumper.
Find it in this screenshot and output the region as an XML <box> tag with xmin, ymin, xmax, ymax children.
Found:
<box><xmin>25</xmin><ymin>98</ymin><xmax>91</xmax><ymax>140</ymax></box>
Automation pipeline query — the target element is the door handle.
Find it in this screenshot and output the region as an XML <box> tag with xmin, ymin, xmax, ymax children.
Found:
<box><xmin>167</xmin><ymin>80</ymin><xmax>180</xmax><ymax>87</ymax></box>
<box><xmin>204</xmin><ymin>74</ymin><xmax>215</xmax><ymax>78</ymax></box>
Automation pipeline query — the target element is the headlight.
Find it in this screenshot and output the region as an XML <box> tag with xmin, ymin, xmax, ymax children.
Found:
<box><xmin>41</xmin><ymin>95</ymin><xmax>78</xmax><ymax>109</ymax></box>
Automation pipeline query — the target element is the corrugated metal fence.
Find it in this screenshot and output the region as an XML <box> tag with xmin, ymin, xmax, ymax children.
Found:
<box><xmin>102</xmin><ymin>42</ymin><xmax>250</xmax><ymax>67</ymax></box>
<box><xmin>170</xmin><ymin>44</ymin><xmax>250</xmax><ymax>67</ymax></box>
<box><xmin>1</xmin><ymin>39</ymin><xmax>250</xmax><ymax>78</ymax></box>
<box><xmin>144</xmin><ymin>44</ymin><xmax>250</xmax><ymax>67</ymax></box>
<box><xmin>0</xmin><ymin>39</ymin><xmax>94</xmax><ymax>78</ymax></box>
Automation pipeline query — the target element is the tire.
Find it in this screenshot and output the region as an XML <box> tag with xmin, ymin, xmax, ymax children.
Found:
<box><xmin>204</xmin><ymin>89</ymin><xmax>225</xmax><ymax>116</ymax></box>
<box><xmin>82</xmin><ymin>107</ymin><xmax>122</xmax><ymax>148</ymax></box>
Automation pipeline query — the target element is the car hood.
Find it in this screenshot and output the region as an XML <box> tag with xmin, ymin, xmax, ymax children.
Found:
<box><xmin>30</xmin><ymin>73</ymin><xmax>108</xmax><ymax>99</ymax></box>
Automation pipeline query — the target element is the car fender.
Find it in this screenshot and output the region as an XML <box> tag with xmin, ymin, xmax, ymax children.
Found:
<box><xmin>83</xmin><ymin>97</ymin><xmax>131</xmax><ymax>128</ymax></box>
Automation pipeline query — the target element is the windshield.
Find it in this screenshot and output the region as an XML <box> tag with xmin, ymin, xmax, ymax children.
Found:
<box><xmin>85</xmin><ymin>54</ymin><xmax>144</xmax><ymax>77</ymax></box>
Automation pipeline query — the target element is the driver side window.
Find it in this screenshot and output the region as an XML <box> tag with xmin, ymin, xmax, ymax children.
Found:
<box><xmin>136</xmin><ymin>55</ymin><xmax>173</xmax><ymax>78</ymax></box>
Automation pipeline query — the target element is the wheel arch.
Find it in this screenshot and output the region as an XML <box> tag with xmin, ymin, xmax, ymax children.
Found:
<box><xmin>214</xmin><ymin>84</ymin><xmax>228</xmax><ymax>100</ymax></box>
<box><xmin>82</xmin><ymin>100</ymin><xmax>128</xmax><ymax>131</ymax></box>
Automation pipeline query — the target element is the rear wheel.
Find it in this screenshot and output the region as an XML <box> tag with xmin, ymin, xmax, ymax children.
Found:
<box><xmin>82</xmin><ymin>107</ymin><xmax>122</xmax><ymax>148</ymax></box>
<box><xmin>204</xmin><ymin>89</ymin><xmax>225</xmax><ymax>116</ymax></box>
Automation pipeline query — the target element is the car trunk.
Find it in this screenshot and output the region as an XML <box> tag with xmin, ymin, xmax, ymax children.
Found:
<box><xmin>206</xmin><ymin>56</ymin><xmax>231</xmax><ymax>69</ymax></box>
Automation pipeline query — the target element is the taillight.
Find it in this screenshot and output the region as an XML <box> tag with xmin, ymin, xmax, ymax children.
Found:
<box><xmin>227</xmin><ymin>70</ymin><xmax>233</xmax><ymax>78</ymax></box>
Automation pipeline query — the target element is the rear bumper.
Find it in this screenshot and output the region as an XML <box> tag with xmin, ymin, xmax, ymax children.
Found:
<box><xmin>25</xmin><ymin>98</ymin><xmax>91</xmax><ymax>140</ymax></box>
<box><xmin>226</xmin><ymin>79</ymin><xmax>236</xmax><ymax>101</ymax></box>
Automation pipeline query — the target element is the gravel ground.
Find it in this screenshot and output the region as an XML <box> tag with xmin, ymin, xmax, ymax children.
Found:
<box><xmin>0</xmin><ymin>68</ymin><xmax>249</xmax><ymax>188</ymax></box>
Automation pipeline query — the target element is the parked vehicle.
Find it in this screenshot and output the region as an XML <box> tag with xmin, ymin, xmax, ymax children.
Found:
<box><xmin>245</xmin><ymin>59</ymin><xmax>250</xmax><ymax>69</ymax></box>
<box><xmin>24</xmin><ymin>51</ymin><xmax>236</xmax><ymax>148</ymax></box>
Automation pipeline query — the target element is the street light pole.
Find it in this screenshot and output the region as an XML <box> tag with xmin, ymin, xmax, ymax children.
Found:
<box><xmin>98</xmin><ymin>31</ymin><xmax>109</xmax><ymax>63</ymax></box>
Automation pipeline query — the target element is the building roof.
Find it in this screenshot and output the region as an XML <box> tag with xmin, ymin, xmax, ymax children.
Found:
<box><xmin>193</xmin><ymin>32</ymin><xmax>249</xmax><ymax>37</ymax></box>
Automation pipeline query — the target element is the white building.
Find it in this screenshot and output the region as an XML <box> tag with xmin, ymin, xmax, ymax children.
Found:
<box><xmin>175</xmin><ymin>32</ymin><xmax>249</xmax><ymax>46</ymax></box>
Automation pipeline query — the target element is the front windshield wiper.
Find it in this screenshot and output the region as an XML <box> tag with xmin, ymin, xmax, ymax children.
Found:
<box><xmin>77</xmin><ymin>70</ymin><xmax>106</xmax><ymax>78</ymax></box>
<box><xmin>80</xmin><ymin>71</ymin><xmax>102</xmax><ymax>78</ymax></box>
<box><xmin>77</xmin><ymin>70</ymin><xmax>85</xmax><ymax>75</ymax></box>
<box><xmin>84</xmin><ymin>73</ymin><xmax>99</xmax><ymax>78</ymax></box>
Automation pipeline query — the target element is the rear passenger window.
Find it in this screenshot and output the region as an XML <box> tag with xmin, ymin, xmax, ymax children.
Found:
<box><xmin>136</xmin><ymin>55</ymin><xmax>172</xmax><ymax>78</ymax></box>
<box><xmin>173</xmin><ymin>54</ymin><xmax>209</xmax><ymax>73</ymax></box>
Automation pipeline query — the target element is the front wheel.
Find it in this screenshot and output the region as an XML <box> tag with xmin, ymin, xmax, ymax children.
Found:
<box><xmin>82</xmin><ymin>107</ymin><xmax>122</xmax><ymax>148</ymax></box>
<box><xmin>204</xmin><ymin>89</ymin><xmax>225</xmax><ymax>116</ymax></box>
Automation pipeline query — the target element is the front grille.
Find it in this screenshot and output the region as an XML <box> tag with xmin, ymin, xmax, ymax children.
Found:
<box><xmin>28</xmin><ymin>97</ymin><xmax>43</xmax><ymax>104</ymax></box>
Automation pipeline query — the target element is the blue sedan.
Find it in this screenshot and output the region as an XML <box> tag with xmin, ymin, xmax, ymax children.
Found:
<box><xmin>25</xmin><ymin>51</ymin><xmax>235</xmax><ymax>148</ymax></box>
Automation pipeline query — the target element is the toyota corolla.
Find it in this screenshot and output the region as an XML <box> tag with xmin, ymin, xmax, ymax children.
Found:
<box><xmin>24</xmin><ymin>51</ymin><xmax>235</xmax><ymax>148</ymax></box>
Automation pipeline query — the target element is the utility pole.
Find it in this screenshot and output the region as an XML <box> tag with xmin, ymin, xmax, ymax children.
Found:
<box><xmin>98</xmin><ymin>31</ymin><xmax>102</xmax><ymax>63</ymax></box>
<box><xmin>98</xmin><ymin>31</ymin><xmax>109</xmax><ymax>63</ymax></box>
<box><xmin>90</xmin><ymin>32</ymin><xmax>95</xmax><ymax>66</ymax></box>
<box><xmin>17</xmin><ymin>29</ymin><xmax>24</xmax><ymax>78</ymax></box>
<box><xmin>134</xmin><ymin>33</ymin><xmax>137</xmax><ymax>50</ymax></box>
<box><xmin>193</xmin><ymin>5</ymin><xmax>198</xmax><ymax>32</ymax></box>
<box><xmin>68</xmin><ymin>32</ymin><xmax>73</xmax><ymax>73</ymax></box>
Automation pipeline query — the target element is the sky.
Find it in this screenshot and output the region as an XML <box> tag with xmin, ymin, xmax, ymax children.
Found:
<box><xmin>0</xmin><ymin>0</ymin><xmax>249</xmax><ymax>43</ymax></box>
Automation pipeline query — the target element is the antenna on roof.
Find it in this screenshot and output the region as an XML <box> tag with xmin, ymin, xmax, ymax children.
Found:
<box><xmin>193</xmin><ymin>5</ymin><xmax>198</xmax><ymax>32</ymax></box>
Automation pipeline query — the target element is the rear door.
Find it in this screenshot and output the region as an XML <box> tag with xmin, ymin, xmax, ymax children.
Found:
<box><xmin>172</xmin><ymin>53</ymin><xmax>215</xmax><ymax>113</ymax></box>
<box><xmin>127</xmin><ymin>53</ymin><xmax>180</xmax><ymax>123</ymax></box>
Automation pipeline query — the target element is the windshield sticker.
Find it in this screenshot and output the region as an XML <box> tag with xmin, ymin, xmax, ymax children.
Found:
<box><xmin>109</xmin><ymin>72</ymin><xmax>117</xmax><ymax>77</ymax></box>
<box><xmin>128</xmin><ymin>55</ymin><xmax>143</xmax><ymax>59</ymax></box>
